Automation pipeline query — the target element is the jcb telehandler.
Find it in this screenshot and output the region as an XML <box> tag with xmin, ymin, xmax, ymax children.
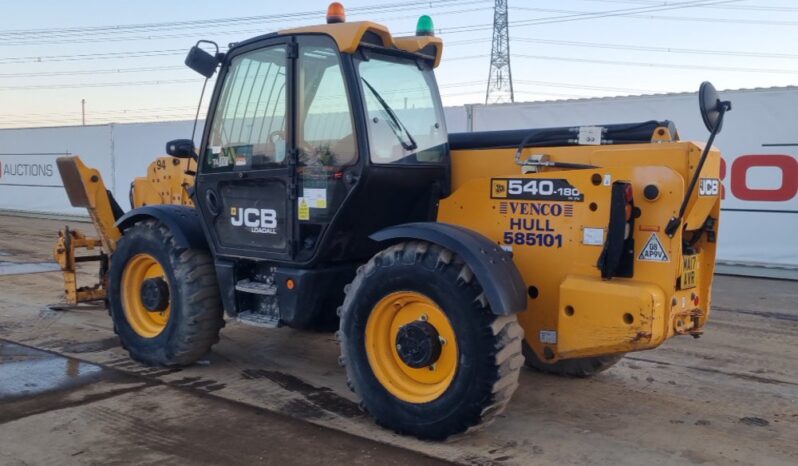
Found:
<box><xmin>55</xmin><ymin>3</ymin><xmax>729</xmax><ymax>439</ymax></box>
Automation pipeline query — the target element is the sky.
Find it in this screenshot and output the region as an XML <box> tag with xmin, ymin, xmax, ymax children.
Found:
<box><xmin>1</xmin><ymin>0</ymin><xmax>796</xmax><ymax>128</ymax></box>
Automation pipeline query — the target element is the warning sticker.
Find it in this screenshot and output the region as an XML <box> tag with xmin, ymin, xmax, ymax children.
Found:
<box><xmin>578</xmin><ymin>126</ymin><xmax>602</xmax><ymax>145</ymax></box>
<box><xmin>303</xmin><ymin>188</ymin><xmax>327</xmax><ymax>209</ymax></box>
<box><xmin>298</xmin><ymin>198</ymin><xmax>310</xmax><ymax>221</ymax></box>
<box><xmin>638</xmin><ymin>233</ymin><xmax>670</xmax><ymax>262</ymax></box>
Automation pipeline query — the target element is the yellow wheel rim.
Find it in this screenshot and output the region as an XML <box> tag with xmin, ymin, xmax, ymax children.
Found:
<box><xmin>365</xmin><ymin>291</ymin><xmax>459</xmax><ymax>404</ymax></box>
<box><xmin>121</xmin><ymin>253</ymin><xmax>171</xmax><ymax>338</ymax></box>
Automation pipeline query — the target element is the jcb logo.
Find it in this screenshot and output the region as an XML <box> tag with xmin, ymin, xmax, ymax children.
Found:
<box><xmin>491</xmin><ymin>179</ymin><xmax>508</xmax><ymax>198</ymax></box>
<box><xmin>698</xmin><ymin>178</ymin><xmax>720</xmax><ymax>196</ymax></box>
<box><xmin>231</xmin><ymin>207</ymin><xmax>278</xmax><ymax>234</ymax></box>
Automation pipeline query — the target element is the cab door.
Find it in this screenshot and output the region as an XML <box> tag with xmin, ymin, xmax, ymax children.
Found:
<box><xmin>196</xmin><ymin>38</ymin><xmax>295</xmax><ymax>261</ymax></box>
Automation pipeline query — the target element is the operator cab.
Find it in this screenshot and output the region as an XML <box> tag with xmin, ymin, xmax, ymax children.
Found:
<box><xmin>174</xmin><ymin>7</ymin><xmax>449</xmax><ymax>327</ymax></box>
<box><xmin>184</xmin><ymin>15</ymin><xmax>448</xmax><ymax>267</ymax></box>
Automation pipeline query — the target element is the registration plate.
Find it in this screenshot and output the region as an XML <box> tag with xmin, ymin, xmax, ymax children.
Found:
<box><xmin>680</xmin><ymin>254</ymin><xmax>698</xmax><ymax>289</ymax></box>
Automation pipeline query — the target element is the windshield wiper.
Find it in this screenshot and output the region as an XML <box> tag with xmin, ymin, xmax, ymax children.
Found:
<box><xmin>361</xmin><ymin>77</ymin><xmax>418</xmax><ymax>151</ymax></box>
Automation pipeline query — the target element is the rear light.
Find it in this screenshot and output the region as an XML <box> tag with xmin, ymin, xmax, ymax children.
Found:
<box><xmin>624</xmin><ymin>184</ymin><xmax>634</xmax><ymax>203</ymax></box>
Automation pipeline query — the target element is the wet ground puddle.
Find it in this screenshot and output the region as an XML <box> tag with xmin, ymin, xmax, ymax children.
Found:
<box><xmin>0</xmin><ymin>340</ymin><xmax>105</xmax><ymax>402</ymax></box>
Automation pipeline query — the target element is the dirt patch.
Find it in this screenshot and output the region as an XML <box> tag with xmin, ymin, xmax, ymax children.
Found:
<box><xmin>739</xmin><ymin>416</ymin><xmax>770</xmax><ymax>427</ymax></box>
<box><xmin>242</xmin><ymin>368</ymin><xmax>363</xmax><ymax>418</ymax></box>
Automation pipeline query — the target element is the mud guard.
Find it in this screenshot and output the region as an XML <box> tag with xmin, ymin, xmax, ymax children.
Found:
<box><xmin>370</xmin><ymin>222</ymin><xmax>527</xmax><ymax>316</ymax></box>
<box><xmin>116</xmin><ymin>205</ymin><xmax>208</xmax><ymax>250</ymax></box>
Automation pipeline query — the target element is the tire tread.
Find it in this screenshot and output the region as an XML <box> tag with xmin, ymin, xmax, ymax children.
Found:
<box><xmin>110</xmin><ymin>220</ymin><xmax>224</xmax><ymax>367</ymax></box>
<box><xmin>339</xmin><ymin>241</ymin><xmax>523</xmax><ymax>439</ymax></box>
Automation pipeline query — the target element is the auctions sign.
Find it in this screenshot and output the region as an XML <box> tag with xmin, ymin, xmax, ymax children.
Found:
<box><xmin>0</xmin><ymin>154</ymin><xmax>62</xmax><ymax>187</ymax></box>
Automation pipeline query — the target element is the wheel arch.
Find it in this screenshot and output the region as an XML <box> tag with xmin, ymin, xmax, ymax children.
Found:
<box><xmin>116</xmin><ymin>205</ymin><xmax>208</xmax><ymax>250</ymax></box>
<box><xmin>370</xmin><ymin>222</ymin><xmax>527</xmax><ymax>316</ymax></box>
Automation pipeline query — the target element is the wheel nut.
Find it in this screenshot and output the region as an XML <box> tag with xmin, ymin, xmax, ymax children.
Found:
<box><xmin>439</xmin><ymin>336</ymin><xmax>447</xmax><ymax>345</ymax></box>
<box><xmin>429</xmin><ymin>363</ymin><xmax>436</xmax><ymax>371</ymax></box>
<box><xmin>419</xmin><ymin>314</ymin><xmax>428</xmax><ymax>321</ymax></box>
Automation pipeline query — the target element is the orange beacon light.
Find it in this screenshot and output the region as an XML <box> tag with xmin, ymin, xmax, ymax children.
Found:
<box><xmin>327</xmin><ymin>2</ymin><xmax>346</xmax><ymax>23</ymax></box>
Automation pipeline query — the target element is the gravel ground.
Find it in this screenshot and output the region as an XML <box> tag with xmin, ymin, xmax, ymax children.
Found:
<box><xmin>0</xmin><ymin>214</ymin><xmax>795</xmax><ymax>465</ymax></box>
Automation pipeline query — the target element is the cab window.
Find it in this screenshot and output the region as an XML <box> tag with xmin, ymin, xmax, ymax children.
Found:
<box><xmin>357</xmin><ymin>52</ymin><xmax>447</xmax><ymax>165</ymax></box>
<box><xmin>204</xmin><ymin>45</ymin><xmax>287</xmax><ymax>172</ymax></box>
<box><xmin>298</xmin><ymin>39</ymin><xmax>357</xmax><ymax>168</ymax></box>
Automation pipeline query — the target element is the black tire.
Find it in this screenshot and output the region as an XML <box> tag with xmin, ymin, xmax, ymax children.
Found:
<box><xmin>109</xmin><ymin>220</ymin><xmax>224</xmax><ymax>366</ymax></box>
<box><xmin>339</xmin><ymin>241</ymin><xmax>524</xmax><ymax>440</ymax></box>
<box><xmin>522</xmin><ymin>340</ymin><xmax>623</xmax><ymax>377</ymax></box>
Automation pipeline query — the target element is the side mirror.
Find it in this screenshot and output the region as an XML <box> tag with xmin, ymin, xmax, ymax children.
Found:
<box><xmin>185</xmin><ymin>44</ymin><xmax>220</xmax><ymax>78</ymax></box>
<box><xmin>699</xmin><ymin>81</ymin><xmax>731</xmax><ymax>133</ymax></box>
<box><xmin>166</xmin><ymin>139</ymin><xmax>197</xmax><ymax>159</ymax></box>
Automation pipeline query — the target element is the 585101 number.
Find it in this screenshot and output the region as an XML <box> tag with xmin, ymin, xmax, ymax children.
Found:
<box><xmin>503</xmin><ymin>232</ymin><xmax>563</xmax><ymax>248</ymax></box>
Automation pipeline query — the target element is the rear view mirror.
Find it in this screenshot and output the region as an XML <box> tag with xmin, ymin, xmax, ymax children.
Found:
<box><xmin>185</xmin><ymin>43</ymin><xmax>220</xmax><ymax>78</ymax></box>
<box><xmin>699</xmin><ymin>81</ymin><xmax>730</xmax><ymax>133</ymax></box>
<box><xmin>166</xmin><ymin>139</ymin><xmax>197</xmax><ymax>159</ymax></box>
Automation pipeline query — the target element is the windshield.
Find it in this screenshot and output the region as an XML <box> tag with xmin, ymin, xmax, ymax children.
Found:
<box><xmin>357</xmin><ymin>52</ymin><xmax>447</xmax><ymax>165</ymax></box>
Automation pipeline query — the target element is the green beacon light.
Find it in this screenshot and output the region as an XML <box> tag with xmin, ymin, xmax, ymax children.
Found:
<box><xmin>416</xmin><ymin>15</ymin><xmax>434</xmax><ymax>36</ymax></box>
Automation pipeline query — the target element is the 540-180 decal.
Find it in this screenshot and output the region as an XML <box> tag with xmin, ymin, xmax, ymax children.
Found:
<box><xmin>491</xmin><ymin>178</ymin><xmax>584</xmax><ymax>202</ymax></box>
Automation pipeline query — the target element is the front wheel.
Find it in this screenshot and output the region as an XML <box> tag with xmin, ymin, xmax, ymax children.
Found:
<box><xmin>339</xmin><ymin>242</ymin><xmax>524</xmax><ymax>440</ymax></box>
<box><xmin>109</xmin><ymin>220</ymin><xmax>224</xmax><ymax>366</ymax></box>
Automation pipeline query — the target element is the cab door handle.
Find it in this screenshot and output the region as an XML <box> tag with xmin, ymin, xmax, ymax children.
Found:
<box><xmin>205</xmin><ymin>189</ymin><xmax>221</xmax><ymax>216</ymax></box>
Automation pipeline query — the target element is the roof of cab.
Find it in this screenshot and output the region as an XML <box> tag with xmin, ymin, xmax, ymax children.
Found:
<box><xmin>278</xmin><ymin>21</ymin><xmax>443</xmax><ymax>68</ymax></box>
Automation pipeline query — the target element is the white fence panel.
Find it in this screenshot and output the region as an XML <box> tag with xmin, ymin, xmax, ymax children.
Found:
<box><xmin>0</xmin><ymin>125</ymin><xmax>113</xmax><ymax>216</ymax></box>
<box><xmin>111</xmin><ymin>120</ymin><xmax>199</xmax><ymax>210</ymax></box>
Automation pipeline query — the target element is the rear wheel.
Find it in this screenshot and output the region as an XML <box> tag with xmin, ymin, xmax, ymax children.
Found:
<box><xmin>522</xmin><ymin>341</ymin><xmax>623</xmax><ymax>377</ymax></box>
<box><xmin>339</xmin><ymin>241</ymin><xmax>524</xmax><ymax>440</ymax></box>
<box><xmin>109</xmin><ymin>220</ymin><xmax>224</xmax><ymax>366</ymax></box>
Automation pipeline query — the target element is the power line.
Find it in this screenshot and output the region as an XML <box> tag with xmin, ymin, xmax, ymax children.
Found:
<box><xmin>625</xmin><ymin>12</ymin><xmax>798</xmax><ymax>26</ymax></box>
<box><xmin>447</xmin><ymin>51</ymin><xmax>798</xmax><ymax>74</ymax></box>
<box><xmin>437</xmin><ymin>0</ymin><xmax>744</xmax><ymax>34</ymax></box>
<box><xmin>0</xmin><ymin>78</ymin><xmax>204</xmax><ymax>91</ymax></box>
<box><xmin>0</xmin><ymin>2</ymin><xmax>489</xmax><ymax>46</ymax></box>
<box><xmin>575</xmin><ymin>0</ymin><xmax>798</xmax><ymax>12</ymax></box>
<box><xmin>0</xmin><ymin>66</ymin><xmax>186</xmax><ymax>79</ymax></box>
<box><xmin>513</xmin><ymin>53</ymin><xmax>798</xmax><ymax>74</ymax></box>
<box><xmin>0</xmin><ymin>0</ymin><xmax>752</xmax><ymax>47</ymax></box>
<box><xmin>510</xmin><ymin>5</ymin><xmax>798</xmax><ymax>26</ymax></box>
<box><xmin>442</xmin><ymin>89</ymin><xmax>587</xmax><ymax>99</ymax></box>
<box><xmin>0</xmin><ymin>0</ymin><xmax>786</xmax><ymax>127</ymax></box>
<box><xmin>8</xmin><ymin>31</ymin><xmax>789</xmax><ymax>70</ymax></box>
<box><xmin>509</xmin><ymin>37</ymin><xmax>798</xmax><ymax>60</ymax></box>
<box><xmin>0</xmin><ymin>77</ymin><xmax>495</xmax><ymax>94</ymax></box>
<box><xmin>392</xmin><ymin>0</ymin><xmax>738</xmax><ymax>36</ymax></box>
<box><xmin>0</xmin><ymin>6</ymin><xmax>488</xmax><ymax>49</ymax></box>
<box><xmin>514</xmin><ymin>79</ymin><xmax>657</xmax><ymax>94</ymax></box>
<box><xmin>0</xmin><ymin>1</ymin><xmax>470</xmax><ymax>38</ymax></box>
<box><xmin>447</xmin><ymin>35</ymin><xmax>798</xmax><ymax>60</ymax></box>
<box><xmin>0</xmin><ymin>49</ymin><xmax>186</xmax><ymax>65</ymax></box>
<box><xmin>512</xmin><ymin>0</ymin><xmax>745</xmax><ymax>26</ymax></box>
<box><xmin>0</xmin><ymin>105</ymin><xmax>198</xmax><ymax>120</ymax></box>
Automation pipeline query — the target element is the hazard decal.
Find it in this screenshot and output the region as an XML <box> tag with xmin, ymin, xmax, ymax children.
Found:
<box><xmin>638</xmin><ymin>233</ymin><xmax>670</xmax><ymax>262</ymax></box>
